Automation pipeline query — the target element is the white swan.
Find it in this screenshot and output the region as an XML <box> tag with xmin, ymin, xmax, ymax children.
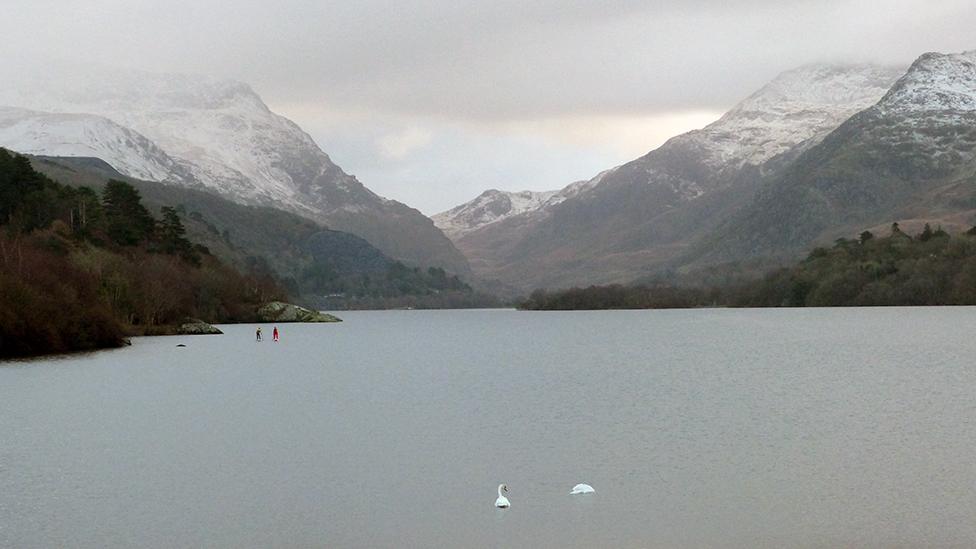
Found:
<box><xmin>570</xmin><ymin>483</ymin><xmax>595</xmax><ymax>495</ymax></box>
<box><xmin>495</xmin><ymin>484</ymin><xmax>510</xmax><ymax>508</ymax></box>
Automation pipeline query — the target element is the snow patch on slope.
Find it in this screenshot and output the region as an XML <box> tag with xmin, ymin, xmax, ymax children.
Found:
<box><xmin>552</xmin><ymin>63</ymin><xmax>906</xmax><ymax>204</ymax></box>
<box><xmin>433</xmin><ymin>189</ymin><xmax>559</xmax><ymax>239</ymax></box>
<box><xmin>677</xmin><ymin>63</ymin><xmax>907</xmax><ymax>170</ymax></box>
<box><xmin>0</xmin><ymin>68</ymin><xmax>372</xmax><ymax>216</ymax></box>
<box><xmin>433</xmin><ymin>167</ymin><xmax>623</xmax><ymax>239</ymax></box>
<box><xmin>0</xmin><ymin>106</ymin><xmax>187</xmax><ymax>183</ymax></box>
<box><xmin>434</xmin><ymin>63</ymin><xmax>905</xmax><ymax>242</ymax></box>
<box><xmin>0</xmin><ymin>65</ymin><xmax>471</xmax><ymax>273</ymax></box>
<box><xmin>878</xmin><ymin>50</ymin><xmax>976</xmax><ymax>117</ymax></box>
<box><xmin>864</xmin><ymin>50</ymin><xmax>976</xmax><ymax>165</ymax></box>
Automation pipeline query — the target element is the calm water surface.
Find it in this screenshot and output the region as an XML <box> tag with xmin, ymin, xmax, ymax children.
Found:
<box><xmin>3</xmin><ymin>308</ymin><xmax>976</xmax><ymax>548</ymax></box>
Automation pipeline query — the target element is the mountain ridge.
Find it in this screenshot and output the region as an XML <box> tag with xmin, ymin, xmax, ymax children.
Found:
<box><xmin>0</xmin><ymin>106</ymin><xmax>191</xmax><ymax>183</ymax></box>
<box><xmin>686</xmin><ymin>50</ymin><xmax>976</xmax><ymax>265</ymax></box>
<box><xmin>0</xmin><ymin>67</ymin><xmax>471</xmax><ymax>276</ymax></box>
<box><xmin>438</xmin><ymin>62</ymin><xmax>906</xmax><ymax>289</ymax></box>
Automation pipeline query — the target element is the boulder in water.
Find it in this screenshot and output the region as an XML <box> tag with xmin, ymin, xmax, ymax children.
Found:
<box><xmin>176</xmin><ymin>318</ymin><xmax>223</xmax><ymax>335</ymax></box>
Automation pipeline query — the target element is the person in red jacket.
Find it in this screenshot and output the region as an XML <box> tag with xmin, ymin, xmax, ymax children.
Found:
<box><xmin>273</xmin><ymin>326</ymin><xmax>279</xmax><ymax>342</ymax></box>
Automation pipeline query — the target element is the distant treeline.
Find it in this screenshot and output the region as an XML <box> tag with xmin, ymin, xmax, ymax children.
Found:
<box><xmin>306</xmin><ymin>261</ymin><xmax>501</xmax><ymax>310</ymax></box>
<box><xmin>299</xmin><ymin>260</ymin><xmax>500</xmax><ymax>310</ymax></box>
<box><xmin>520</xmin><ymin>223</ymin><xmax>976</xmax><ymax>310</ymax></box>
<box><xmin>0</xmin><ymin>148</ymin><xmax>284</xmax><ymax>358</ymax></box>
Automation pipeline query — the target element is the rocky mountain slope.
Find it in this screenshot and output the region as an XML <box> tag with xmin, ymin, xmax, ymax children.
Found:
<box><xmin>0</xmin><ymin>68</ymin><xmax>470</xmax><ymax>276</ymax></box>
<box><xmin>441</xmin><ymin>63</ymin><xmax>905</xmax><ymax>289</ymax></box>
<box><xmin>689</xmin><ymin>50</ymin><xmax>976</xmax><ymax>264</ymax></box>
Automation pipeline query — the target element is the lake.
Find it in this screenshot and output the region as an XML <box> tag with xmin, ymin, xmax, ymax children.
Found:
<box><xmin>3</xmin><ymin>308</ymin><xmax>976</xmax><ymax>548</ymax></box>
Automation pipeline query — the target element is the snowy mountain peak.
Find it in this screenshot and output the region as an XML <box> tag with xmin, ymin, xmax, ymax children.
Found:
<box><xmin>877</xmin><ymin>50</ymin><xmax>976</xmax><ymax>115</ymax></box>
<box><xmin>432</xmin><ymin>188</ymin><xmax>564</xmax><ymax>239</ymax></box>
<box><xmin>434</xmin><ymin>64</ymin><xmax>904</xmax><ymax>244</ymax></box>
<box><xmin>542</xmin><ymin>63</ymin><xmax>907</xmax><ymax>209</ymax></box>
<box><xmin>0</xmin><ymin>66</ymin><xmax>470</xmax><ymax>273</ymax></box>
<box><xmin>730</xmin><ymin>63</ymin><xmax>904</xmax><ymax>115</ymax></box>
<box><xmin>4</xmin><ymin>68</ymin><xmax>268</xmax><ymax>114</ymax></box>
<box><xmin>0</xmin><ymin>106</ymin><xmax>189</xmax><ymax>183</ymax></box>
<box><xmin>681</xmin><ymin>63</ymin><xmax>906</xmax><ymax>169</ymax></box>
<box><xmin>0</xmin><ymin>68</ymin><xmax>384</xmax><ymax>215</ymax></box>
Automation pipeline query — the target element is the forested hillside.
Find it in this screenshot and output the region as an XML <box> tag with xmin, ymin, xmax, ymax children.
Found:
<box><xmin>30</xmin><ymin>156</ymin><xmax>498</xmax><ymax>309</ymax></box>
<box><xmin>0</xmin><ymin>148</ymin><xmax>283</xmax><ymax>357</ymax></box>
<box><xmin>521</xmin><ymin>224</ymin><xmax>976</xmax><ymax>309</ymax></box>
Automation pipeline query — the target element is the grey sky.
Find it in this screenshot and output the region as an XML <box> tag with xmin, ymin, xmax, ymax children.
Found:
<box><xmin>2</xmin><ymin>0</ymin><xmax>975</xmax><ymax>213</ymax></box>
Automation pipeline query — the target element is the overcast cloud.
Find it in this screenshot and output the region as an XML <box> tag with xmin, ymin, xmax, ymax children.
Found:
<box><xmin>2</xmin><ymin>0</ymin><xmax>975</xmax><ymax>213</ymax></box>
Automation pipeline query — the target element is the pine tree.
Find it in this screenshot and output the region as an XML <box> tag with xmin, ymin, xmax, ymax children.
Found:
<box><xmin>102</xmin><ymin>180</ymin><xmax>154</xmax><ymax>246</ymax></box>
<box><xmin>71</xmin><ymin>186</ymin><xmax>104</xmax><ymax>236</ymax></box>
<box><xmin>918</xmin><ymin>223</ymin><xmax>934</xmax><ymax>242</ymax></box>
<box><xmin>157</xmin><ymin>206</ymin><xmax>197</xmax><ymax>263</ymax></box>
<box><xmin>0</xmin><ymin>149</ymin><xmax>54</xmax><ymax>230</ymax></box>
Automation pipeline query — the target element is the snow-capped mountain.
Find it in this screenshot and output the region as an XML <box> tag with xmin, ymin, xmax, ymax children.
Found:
<box><xmin>864</xmin><ymin>50</ymin><xmax>976</xmax><ymax>165</ymax></box>
<box><xmin>580</xmin><ymin>63</ymin><xmax>907</xmax><ymax>203</ymax></box>
<box><xmin>442</xmin><ymin>62</ymin><xmax>905</xmax><ymax>289</ymax></box>
<box><xmin>0</xmin><ymin>107</ymin><xmax>189</xmax><ymax>183</ymax></box>
<box><xmin>433</xmin><ymin>189</ymin><xmax>562</xmax><ymax>239</ymax></box>
<box><xmin>0</xmin><ymin>71</ymin><xmax>332</xmax><ymax>209</ymax></box>
<box><xmin>692</xmin><ymin>50</ymin><xmax>976</xmax><ymax>265</ymax></box>
<box><xmin>687</xmin><ymin>63</ymin><xmax>907</xmax><ymax>170</ymax></box>
<box><xmin>438</xmin><ymin>64</ymin><xmax>903</xmax><ymax>246</ymax></box>
<box><xmin>0</xmin><ymin>68</ymin><xmax>469</xmax><ymax>274</ymax></box>
<box><xmin>878</xmin><ymin>50</ymin><xmax>976</xmax><ymax>117</ymax></box>
<box><xmin>432</xmin><ymin>170</ymin><xmax>617</xmax><ymax>239</ymax></box>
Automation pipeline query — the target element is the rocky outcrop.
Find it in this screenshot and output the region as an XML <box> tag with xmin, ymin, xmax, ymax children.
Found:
<box><xmin>256</xmin><ymin>301</ymin><xmax>342</xmax><ymax>323</ymax></box>
<box><xmin>176</xmin><ymin>318</ymin><xmax>223</xmax><ymax>335</ymax></box>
